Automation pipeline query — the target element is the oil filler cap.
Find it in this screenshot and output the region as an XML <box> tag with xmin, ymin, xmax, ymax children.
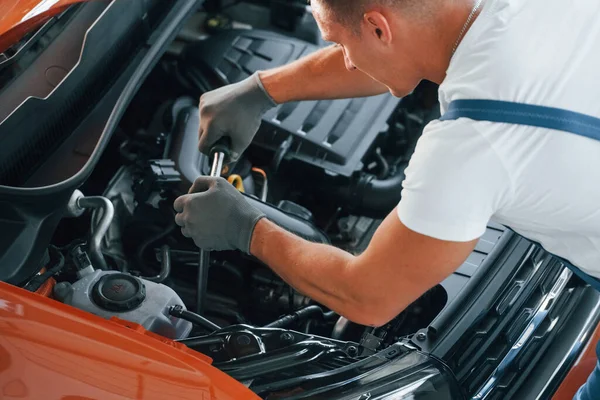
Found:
<box><xmin>92</xmin><ymin>274</ymin><xmax>146</xmax><ymax>312</ymax></box>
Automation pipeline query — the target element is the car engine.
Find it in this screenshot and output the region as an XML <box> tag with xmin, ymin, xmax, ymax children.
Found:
<box><xmin>50</xmin><ymin>61</ymin><xmax>441</xmax><ymax>333</ymax></box>
<box><xmin>45</xmin><ymin>26</ymin><xmax>444</xmax><ymax>345</ymax></box>
<box><xmin>39</xmin><ymin>66</ymin><xmax>445</xmax><ymax>394</ymax></box>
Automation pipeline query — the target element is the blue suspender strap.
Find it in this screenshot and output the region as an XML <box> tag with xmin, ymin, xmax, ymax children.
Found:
<box><xmin>440</xmin><ymin>99</ymin><xmax>600</xmax><ymax>291</ymax></box>
<box><xmin>440</xmin><ymin>99</ymin><xmax>600</xmax><ymax>141</ymax></box>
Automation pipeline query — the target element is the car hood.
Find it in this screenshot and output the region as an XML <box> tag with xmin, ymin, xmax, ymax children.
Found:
<box><xmin>0</xmin><ymin>281</ymin><xmax>260</xmax><ymax>399</ymax></box>
<box><xmin>0</xmin><ymin>0</ymin><xmax>88</xmax><ymax>53</ymax></box>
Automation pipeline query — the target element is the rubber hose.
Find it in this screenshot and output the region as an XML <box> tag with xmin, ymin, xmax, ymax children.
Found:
<box><xmin>331</xmin><ymin>316</ymin><xmax>351</xmax><ymax>340</ymax></box>
<box><xmin>374</xmin><ymin>147</ymin><xmax>390</xmax><ymax>179</ymax></box>
<box><xmin>136</xmin><ymin>223</ymin><xmax>176</xmax><ymax>273</ymax></box>
<box><xmin>322</xmin><ymin>167</ymin><xmax>406</xmax><ymax>219</ymax></box>
<box><xmin>169</xmin><ymin>305</ymin><xmax>222</xmax><ymax>332</ymax></box>
<box><xmin>363</xmin><ymin>168</ymin><xmax>406</xmax><ymax>212</ymax></box>
<box><xmin>244</xmin><ymin>194</ymin><xmax>330</xmax><ymax>244</ymax></box>
<box><xmin>24</xmin><ymin>248</ymin><xmax>65</xmax><ymax>292</ymax></box>
<box><xmin>264</xmin><ymin>305</ymin><xmax>326</xmax><ymax>329</ymax></box>
<box><xmin>324</xmin><ymin>311</ymin><xmax>337</xmax><ymax>320</ymax></box>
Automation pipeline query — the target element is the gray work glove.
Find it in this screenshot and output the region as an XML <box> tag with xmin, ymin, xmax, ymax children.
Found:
<box><xmin>173</xmin><ymin>176</ymin><xmax>266</xmax><ymax>253</ymax></box>
<box><xmin>198</xmin><ymin>72</ymin><xmax>278</xmax><ymax>162</ymax></box>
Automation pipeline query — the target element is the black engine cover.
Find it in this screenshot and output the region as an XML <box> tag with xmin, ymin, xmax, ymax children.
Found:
<box><xmin>182</xmin><ymin>29</ymin><xmax>400</xmax><ymax>177</ymax></box>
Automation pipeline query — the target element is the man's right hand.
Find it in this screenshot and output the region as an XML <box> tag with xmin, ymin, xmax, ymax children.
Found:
<box><xmin>198</xmin><ymin>72</ymin><xmax>277</xmax><ymax>162</ymax></box>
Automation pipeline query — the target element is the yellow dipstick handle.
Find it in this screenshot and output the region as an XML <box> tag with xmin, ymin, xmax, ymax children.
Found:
<box><xmin>227</xmin><ymin>174</ymin><xmax>245</xmax><ymax>192</ymax></box>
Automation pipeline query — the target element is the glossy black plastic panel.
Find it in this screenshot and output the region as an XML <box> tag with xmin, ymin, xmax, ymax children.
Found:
<box><xmin>184</xmin><ymin>325</ymin><xmax>463</xmax><ymax>399</ymax></box>
<box><xmin>183</xmin><ymin>29</ymin><xmax>400</xmax><ymax>177</ymax></box>
<box><xmin>0</xmin><ymin>0</ymin><xmax>200</xmax><ymax>285</ymax></box>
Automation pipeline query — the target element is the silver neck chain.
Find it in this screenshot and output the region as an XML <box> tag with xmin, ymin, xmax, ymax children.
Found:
<box><xmin>452</xmin><ymin>0</ymin><xmax>485</xmax><ymax>57</ymax></box>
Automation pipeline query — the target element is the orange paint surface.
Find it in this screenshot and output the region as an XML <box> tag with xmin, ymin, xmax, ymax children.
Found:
<box><xmin>34</xmin><ymin>276</ymin><xmax>55</xmax><ymax>297</ymax></box>
<box><xmin>34</xmin><ymin>267</ymin><xmax>56</xmax><ymax>298</ymax></box>
<box><xmin>0</xmin><ymin>281</ymin><xmax>260</xmax><ymax>400</ymax></box>
<box><xmin>553</xmin><ymin>322</ymin><xmax>600</xmax><ymax>400</ymax></box>
<box><xmin>0</xmin><ymin>0</ymin><xmax>88</xmax><ymax>54</ymax></box>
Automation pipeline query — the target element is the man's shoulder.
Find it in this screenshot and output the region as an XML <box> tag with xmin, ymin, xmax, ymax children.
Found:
<box><xmin>398</xmin><ymin>118</ymin><xmax>515</xmax><ymax>242</ymax></box>
<box><xmin>408</xmin><ymin>118</ymin><xmax>511</xmax><ymax>178</ymax></box>
<box><xmin>440</xmin><ymin>0</ymin><xmax>600</xmax><ymax>113</ymax></box>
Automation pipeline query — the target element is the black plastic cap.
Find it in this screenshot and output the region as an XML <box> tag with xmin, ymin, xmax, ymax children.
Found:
<box><xmin>209</xmin><ymin>137</ymin><xmax>232</xmax><ymax>162</ymax></box>
<box><xmin>92</xmin><ymin>273</ymin><xmax>146</xmax><ymax>312</ymax></box>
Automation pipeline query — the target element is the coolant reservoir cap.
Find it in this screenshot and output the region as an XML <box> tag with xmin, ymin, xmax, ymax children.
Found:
<box><xmin>92</xmin><ymin>273</ymin><xmax>146</xmax><ymax>312</ymax></box>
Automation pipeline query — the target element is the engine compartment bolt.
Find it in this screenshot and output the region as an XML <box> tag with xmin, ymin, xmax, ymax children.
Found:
<box><xmin>347</xmin><ymin>346</ymin><xmax>358</xmax><ymax>357</ymax></box>
<box><xmin>209</xmin><ymin>344</ymin><xmax>222</xmax><ymax>353</ymax></box>
<box><xmin>416</xmin><ymin>332</ymin><xmax>427</xmax><ymax>341</ymax></box>
<box><xmin>236</xmin><ymin>334</ymin><xmax>251</xmax><ymax>346</ymax></box>
<box><xmin>280</xmin><ymin>332</ymin><xmax>294</xmax><ymax>342</ymax></box>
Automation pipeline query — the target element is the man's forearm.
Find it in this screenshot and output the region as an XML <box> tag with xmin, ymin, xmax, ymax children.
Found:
<box><xmin>250</xmin><ymin>217</ymin><xmax>413</xmax><ymax>327</ymax></box>
<box><xmin>249</xmin><ymin>218</ymin><xmax>374</xmax><ymax>323</ymax></box>
<box><xmin>249</xmin><ymin>211</ymin><xmax>475</xmax><ymax>327</ymax></box>
<box><xmin>259</xmin><ymin>45</ymin><xmax>388</xmax><ymax>104</ymax></box>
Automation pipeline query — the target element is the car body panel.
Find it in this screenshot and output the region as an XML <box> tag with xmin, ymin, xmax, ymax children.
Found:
<box><xmin>553</xmin><ymin>322</ymin><xmax>600</xmax><ymax>399</ymax></box>
<box><xmin>0</xmin><ymin>281</ymin><xmax>259</xmax><ymax>400</ymax></box>
<box><xmin>0</xmin><ymin>0</ymin><xmax>89</xmax><ymax>53</ymax></box>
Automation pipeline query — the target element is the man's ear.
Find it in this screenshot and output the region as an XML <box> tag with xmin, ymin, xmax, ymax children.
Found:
<box><xmin>363</xmin><ymin>11</ymin><xmax>392</xmax><ymax>43</ymax></box>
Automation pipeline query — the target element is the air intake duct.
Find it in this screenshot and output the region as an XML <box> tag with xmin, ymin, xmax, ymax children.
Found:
<box><xmin>170</xmin><ymin>104</ymin><xmax>330</xmax><ymax>245</ymax></box>
<box><xmin>319</xmin><ymin>167</ymin><xmax>406</xmax><ymax>219</ymax></box>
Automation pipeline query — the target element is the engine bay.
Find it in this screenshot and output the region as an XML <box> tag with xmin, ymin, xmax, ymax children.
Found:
<box><xmin>50</xmin><ymin>56</ymin><xmax>443</xmax><ymax>340</ymax></box>
<box><xmin>40</xmin><ymin>78</ymin><xmax>449</xmax><ymax>396</ymax></box>
<box><xmin>0</xmin><ymin>1</ymin><xmax>504</xmax><ymax>397</ymax></box>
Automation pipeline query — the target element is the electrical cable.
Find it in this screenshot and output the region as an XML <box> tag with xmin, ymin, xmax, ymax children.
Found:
<box><xmin>169</xmin><ymin>305</ymin><xmax>222</xmax><ymax>332</ymax></box>
<box><xmin>24</xmin><ymin>246</ymin><xmax>65</xmax><ymax>292</ymax></box>
<box><xmin>136</xmin><ymin>223</ymin><xmax>176</xmax><ymax>273</ymax></box>
<box><xmin>374</xmin><ymin>147</ymin><xmax>389</xmax><ymax>179</ymax></box>
<box><xmin>264</xmin><ymin>305</ymin><xmax>333</xmax><ymax>329</ymax></box>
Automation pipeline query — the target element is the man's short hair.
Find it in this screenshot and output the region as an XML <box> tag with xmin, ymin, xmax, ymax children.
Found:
<box><xmin>317</xmin><ymin>0</ymin><xmax>433</xmax><ymax>29</ymax></box>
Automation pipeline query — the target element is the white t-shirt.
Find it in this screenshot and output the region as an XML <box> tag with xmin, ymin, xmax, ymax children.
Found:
<box><xmin>397</xmin><ymin>0</ymin><xmax>600</xmax><ymax>278</ymax></box>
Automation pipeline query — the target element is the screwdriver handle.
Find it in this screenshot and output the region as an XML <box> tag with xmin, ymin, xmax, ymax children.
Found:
<box><xmin>209</xmin><ymin>137</ymin><xmax>232</xmax><ymax>164</ymax></box>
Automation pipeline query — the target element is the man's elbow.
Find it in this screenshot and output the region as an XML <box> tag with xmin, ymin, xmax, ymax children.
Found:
<box><xmin>345</xmin><ymin>311</ymin><xmax>392</xmax><ymax>328</ymax></box>
<box><xmin>335</xmin><ymin>271</ymin><xmax>407</xmax><ymax>327</ymax></box>
<box><xmin>342</xmin><ymin>296</ymin><xmax>405</xmax><ymax>328</ymax></box>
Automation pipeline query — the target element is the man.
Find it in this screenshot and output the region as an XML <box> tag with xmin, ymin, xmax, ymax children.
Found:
<box><xmin>173</xmin><ymin>0</ymin><xmax>600</xmax><ymax>397</ymax></box>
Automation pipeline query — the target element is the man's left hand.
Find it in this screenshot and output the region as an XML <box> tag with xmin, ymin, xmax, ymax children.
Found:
<box><xmin>174</xmin><ymin>176</ymin><xmax>265</xmax><ymax>253</ymax></box>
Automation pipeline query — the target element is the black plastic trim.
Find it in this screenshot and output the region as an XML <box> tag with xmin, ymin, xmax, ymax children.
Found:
<box><xmin>182</xmin><ymin>29</ymin><xmax>400</xmax><ymax>177</ymax></box>
<box><xmin>0</xmin><ymin>6</ymin><xmax>80</xmax><ymax>79</ymax></box>
<box><xmin>414</xmin><ymin>230</ymin><xmax>519</xmax><ymax>352</ymax></box>
<box><xmin>0</xmin><ymin>0</ymin><xmax>201</xmax><ymax>285</ymax></box>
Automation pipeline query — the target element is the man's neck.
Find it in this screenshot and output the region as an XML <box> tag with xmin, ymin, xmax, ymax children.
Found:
<box><xmin>424</xmin><ymin>0</ymin><xmax>485</xmax><ymax>84</ymax></box>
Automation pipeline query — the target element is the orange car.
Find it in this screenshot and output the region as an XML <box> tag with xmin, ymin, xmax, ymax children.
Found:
<box><xmin>0</xmin><ymin>1</ymin><xmax>598</xmax><ymax>399</ymax></box>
